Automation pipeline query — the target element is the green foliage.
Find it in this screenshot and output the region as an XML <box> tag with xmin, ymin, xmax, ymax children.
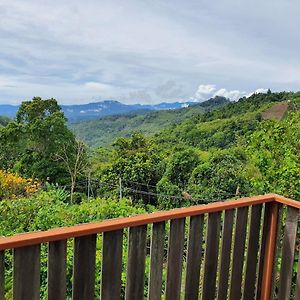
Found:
<box><xmin>0</xmin><ymin>115</ymin><xmax>10</xmax><ymax>127</ymax></box>
<box><xmin>91</xmin><ymin>91</ymin><xmax>300</xmax><ymax>207</ymax></box>
<box><xmin>98</xmin><ymin>133</ymin><xmax>164</xmax><ymax>204</ymax></box>
<box><xmin>188</xmin><ymin>149</ymin><xmax>252</xmax><ymax>200</ymax></box>
<box><xmin>247</xmin><ymin>111</ymin><xmax>300</xmax><ymax>199</ymax></box>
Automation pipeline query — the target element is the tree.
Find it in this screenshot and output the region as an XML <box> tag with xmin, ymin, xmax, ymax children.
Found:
<box><xmin>0</xmin><ymin>97</ymin><xmax>83</xmax><ymax>185</ymax></box>
<box><xmin>188</xmin><ymin>149</ymin><xmax>251</xmax><ymax>200</ymax></box>
<box><xmin>99</xmin><ymin>133</ymin><xmax>163</xmax><ymax>204</ymax></box>
<box><xmin>55</xmin><ymin>139</ymin><xmax>88</xmax><ymax>203</ymax></box>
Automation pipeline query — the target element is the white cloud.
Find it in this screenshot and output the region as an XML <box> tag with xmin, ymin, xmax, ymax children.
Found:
<box><xmin>213</xmin><ymin>88</ymin><xmax>245</xmax><ymax>101</ymax></box>
<box><xmin>194</xmin><ymin>84</ymin><xmax>217</xmax><ymax>100</ymax></box>
<box><xmin>246</xmin><ymin>88</ymin><xmax>268</xmax><ymax>98</ymax></box>
<box><xmin>192</xmin><ymin>84</ymin><xmax>269</xmax><ymax>102</ymax></box>
<box><xmin>84</xmin><ymin>82</ymin><xmax>113</xmax><ymax>92</ymax></box>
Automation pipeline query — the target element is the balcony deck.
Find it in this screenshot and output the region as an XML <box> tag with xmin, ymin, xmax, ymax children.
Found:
<box><xmin>0</xmin><ymin>194</ymin><xmax>299</xmax><ymax>299</ymax></box>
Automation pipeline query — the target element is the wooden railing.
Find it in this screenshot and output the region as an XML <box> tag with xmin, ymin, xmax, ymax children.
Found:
<box><xmin>0</xmin><ymin>194</ymin><xmax>299</xmax><ymax>300</ymax></box>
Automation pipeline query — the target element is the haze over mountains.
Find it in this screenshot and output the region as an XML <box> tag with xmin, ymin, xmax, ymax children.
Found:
<box><xmin>0</xmin><ymin>99</ymin><xmax>196</xmax><ymax>122</ymax></box>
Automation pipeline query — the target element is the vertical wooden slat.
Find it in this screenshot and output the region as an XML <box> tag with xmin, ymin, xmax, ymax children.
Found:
<box><xmin>256</xmin><ymin>203</ymin><xmax>272</xmax><ymax>299</ymax></box>
<box><xmin>125</xmin><ymin>225</ymin><xmax>147</xmax><ymax>300</ymax></box>
<box><xmin>48</xmin><ymin>240</ymin><xmax>67</xmax><ymax>300</ymax></box>
<box><xmin>13</xmin><ymin>245</ymin><xmax>40</xmax><ymax>300</ymax></box>
<box><xmin>295</xmin><ymin>244</ymin><xmax>300</xmax><ymax>300</ymax></box>
<box><xmin>184</xmin><ymin>215</ymin><xmax>204</xmax><ymax>300</ymax></box>
<box><xmin>148</xmin><ymin>222</ymin><xmax>165</xmax><ymax>300</ymax></box>
<box><xmin>101</xmin><ymin>230</ymin><xmax>123</xmax><ymax>300</ymax></box>
<box><xmin>270</xmin><ymin>204</ymin><xmax>283</xmax><ymax>300</ymax></box>
<box><xmin>243</xmin><ymin>204</ymin><xmax>262</xmax><ymax>300</ymax></box>
<box><xmin>0</xmin><ymin>251</ymin><xmax>4</xmax><ymax>300</ymax></box>
<box><xmin>72</xmin><ymin>235</ymin><xmax>96</xmax><ymax>300</ymax></box>
<box><xmin>277</xmin><ymin>206</ymin><xmax>299</xmax><ymax>300</ymax></box>
<box><xmin>229</xmin><ymin>206</ymin><xmax>248</xmax><ymax>300</ymax></box>
<box><xmin>202</xmin><ymin>212</ymin><xmax>221</xmax><ymax>300</ymax></box>
<box><xmin>217</xmin><ymin>209</ymin><xmax>235</xmax><ymax>300</ymax></box>
<box><xmin>260</xmin><ymin>202</ymin><xmax>279</xmax><ymax>300</ymax></box>
<box><xmin>165</xmin><ymin>218</ymin><xmax>185</xmax><ymax>300</ymax></box>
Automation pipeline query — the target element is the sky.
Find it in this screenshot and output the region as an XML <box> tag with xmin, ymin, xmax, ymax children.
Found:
<box><xmin>0</xmin><ymin>0</ymin><xmax>299</xmax><ymax>105</ymax></box>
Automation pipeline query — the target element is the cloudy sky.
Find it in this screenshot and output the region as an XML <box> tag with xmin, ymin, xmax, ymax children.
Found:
<box><xmin>0</xmin><ymin>0</ymin><xmax>299</xmax><ymax>104</ymax></box>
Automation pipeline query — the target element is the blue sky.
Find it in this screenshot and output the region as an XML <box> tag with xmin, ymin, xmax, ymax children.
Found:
<box><xmin>0</xmin><ymin>0</ymin><xmax>299</xmax><ymax>104</ymax></box>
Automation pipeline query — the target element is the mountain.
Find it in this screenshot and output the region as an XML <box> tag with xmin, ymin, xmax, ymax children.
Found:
<box><xmin>0</xmin><ymin>105</ymin><xmax>19</xmax><ymax>118</ymax></box>
<box><xmin>0</xmin><ymin>100</ymin><xmax>196</xmax><ymax>122</ymax></box>
<box><xmin>70</xmin><ymin>96</ymin><xmax>230</xmax><ymax>147</ymax></box>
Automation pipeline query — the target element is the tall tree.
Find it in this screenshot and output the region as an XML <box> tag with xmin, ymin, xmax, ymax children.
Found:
<box><xmin>0</xmin><ymin>97</ymin><xmax>85</xmax><ymax>186</ymax></box>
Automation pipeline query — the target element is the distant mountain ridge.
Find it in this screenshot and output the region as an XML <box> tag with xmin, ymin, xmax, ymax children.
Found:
<box><xmin>0</xmin><ymin>99</ymin><xmax>196</xmax><ymax>122</ymax></box>
<box><xmin>71</xmin><ymin>96</ymin><xmax>230</xmax><ymax>147</ymax></box>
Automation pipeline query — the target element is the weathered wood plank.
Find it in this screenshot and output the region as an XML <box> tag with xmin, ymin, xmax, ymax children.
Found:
<box><xmin>125</xmin><ymin>225</ymin><xmax>147</xmax><ymax>300</ymax></box>
<box><xmin>72</xmin><ymin>235</ymin><xmax>96</xmax><ymax>300</ymax></box>
<box><xmin>229</xmin><ymin>206</ymin><xmax>248</xmax><ymax>300</ymax></box>
<box><xmin>13</xmin><ymin>245</ymin><xmax>40</xmax><ymax>300</ymax></box>
<box><xmin>165</xmin><ymin>218</ymin><xmax>185</xmax><ymax>300</ymax></box>
<box><xmin>278</xmin><ymin>206</ymin><xmax>299</xmax><ymax>299</ymax></box>
<box><xmin>243</xmin><ymin>204</ymin><xmax>262</xmax><ymax>300</ymax></box>
<box><xmin>101</xmin><ymin>230</ymin><xmax>123</xmax><ymax>300</ymax></box>
<box><xmin>48</xmin><ymin>240</ymin><xmax>67</xmax><ymax>300</ymax></box>
<box><xmin>217</xmin><ymin>209</ymin><xmax>235</xmax><ymax>300</ymax></box>
<box><xmin>148</xmin><ymin>222</ymin><xmax>165</xmax><ymax>300</ymax></box>
<box><xmin>295</xmin><ymin>243</ymin><xmax>300</xmax><ymax>300</ymax></box>
<box><xmin>202</xmin><ymin>212</ymin><xmax>221</xmax><ymax>300</ymax></box>
<box><xmin>0</xmin><ymin>251</ymin><xmax>4</xmax><ymax>300</ymax></box>
<box><xmin>270</xmin><ymin>204</ymin><xmax>283</xmax><ymax>300</ymax></box>
<box><xmin>256</xmin><ymin>203</ymin><xmax>272</xmax><ymax>299</ymax></box>
<box><xmin>184</xmin><ymin>215</ymin><xmax>204</xmax><ymax>300</ymax></box>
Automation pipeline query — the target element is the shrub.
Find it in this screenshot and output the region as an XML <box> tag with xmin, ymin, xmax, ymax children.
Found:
<box><xmin>0</xmin><ymin>169</ymin><xmax>40</xmax><ymax>200</ymax></box>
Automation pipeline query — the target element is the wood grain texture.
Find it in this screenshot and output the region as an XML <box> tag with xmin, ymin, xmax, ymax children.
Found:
<box><xmin>202</xmin><ymin>212</ymin><xmax>221</xmax><ymax>300</ymax></box>
<box><xmin>0</xmin><ymin>195</ymin><xmax>277</xmax><ymax>251</ymax></box>
<box><xmin>243</xmin><ymin>204</ymin><xmax>262</xmax><ymax>300</ymax></box>
<box><xmin>148</xmin><ymin>222</ymin><xmax>165</xmax><ymax>300</ymax></box>
<box><xmin>101</xmin><ymin>230</ymin><xmax>123</xmax><ymax>300</ymax></box>
<box><xmin>165</xmin><ymin>218</ymin><xmax>185</xmax><ymax>300</ymax></box>
<box><xmin>184</xmin><ymin>215</ymin><xmax>204</xmax><ymax>300</ymax></box>
<box><xmin>48</xmin><ymin>240</ymin><xmax>67</xmax><ymax>300</ymax></box>
<box><xmin>72</xmin><ymin>235</ymin><xmax>96</xmax><ymax>300</ymax></box>
<box><xmin>125</xmin><ymin>225</ymin><xmax>147</xmax><ymax>300</ymax></box>
<box><xmin>217</xmin><ymin>209</ymin><xmax>235</xmax><ymax>300</ymax></box>
<box><xmin>0</xmin><ymin>251</ymin><xmax>4</xmax><ymax>300</ymax></box>
<box><xmin>229</xmin><ymin>206</ymin><xmax>248</xmax><ymax>300</ymax></box>
<box><xmin>270</xmin><ymin>204</ymin><xmax>283</xmax><ymax>300</ymax></box>
<box><xmin>13</xmin><ymin>245</ymin><xmax>40</xmax><ymax>300</ymax></box>
<box><xmin>295</xmin><ymin>243</ymin><xmax>300</xmax><ymax>300</ymax></box>
<box><xmin>278</xmin><ymin>206</ymin><xmax>299</xmax><ymax>299</ymax></box>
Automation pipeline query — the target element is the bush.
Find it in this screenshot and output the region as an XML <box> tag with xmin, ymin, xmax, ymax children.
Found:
<box><xmin>0</xmin><ymin>169</ymin><xmax>40</xmax><ymax>200</ymax></box>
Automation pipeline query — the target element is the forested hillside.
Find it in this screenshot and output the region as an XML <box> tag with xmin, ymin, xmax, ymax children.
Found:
<box><xmin>90</xmin><ymin>91</ymin><xmax>300</xmax><ymax>205</ymax></box>
<box><xmin>71</xmin><ymin>96</ymin><xmax>229</xmax><ymax>147</ymax></box>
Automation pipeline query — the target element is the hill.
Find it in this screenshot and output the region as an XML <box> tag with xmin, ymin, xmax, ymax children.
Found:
<box><xmin>70</xmin><ymin>96</ymin><xmax>230</xmax><ymax>147</ymax></box>
<box><xmin>88</xmin><ymin>91</ymin><xmax>300</xmax><ymax>206</ymax></box>
<box><xmin>154</xmin><ymin>91</ymin><xmax>300</xmax><ymax>150</ymax></box>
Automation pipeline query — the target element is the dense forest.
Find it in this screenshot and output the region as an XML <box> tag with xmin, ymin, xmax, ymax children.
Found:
<box><xmin>1</xmin><ymin>91</ymin><xmax>300</xmax><ymax>298</ymax></box>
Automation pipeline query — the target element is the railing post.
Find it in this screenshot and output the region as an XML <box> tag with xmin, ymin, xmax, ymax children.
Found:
<box><xmin>260</xmin><ymin>201</ymin><xmax>279</xmax><ymax>300</ymax></box>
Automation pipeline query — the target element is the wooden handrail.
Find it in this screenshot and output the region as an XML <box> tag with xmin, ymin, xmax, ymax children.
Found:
<box><xmin>273</xmin><ymin>194</ymin><xmax>300</xmax><ymax>209</ymax></box>
<box><xmin>0</xmin><ymin>194</ymin><xmax>277</xmax><ymax>250</ymax></box>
